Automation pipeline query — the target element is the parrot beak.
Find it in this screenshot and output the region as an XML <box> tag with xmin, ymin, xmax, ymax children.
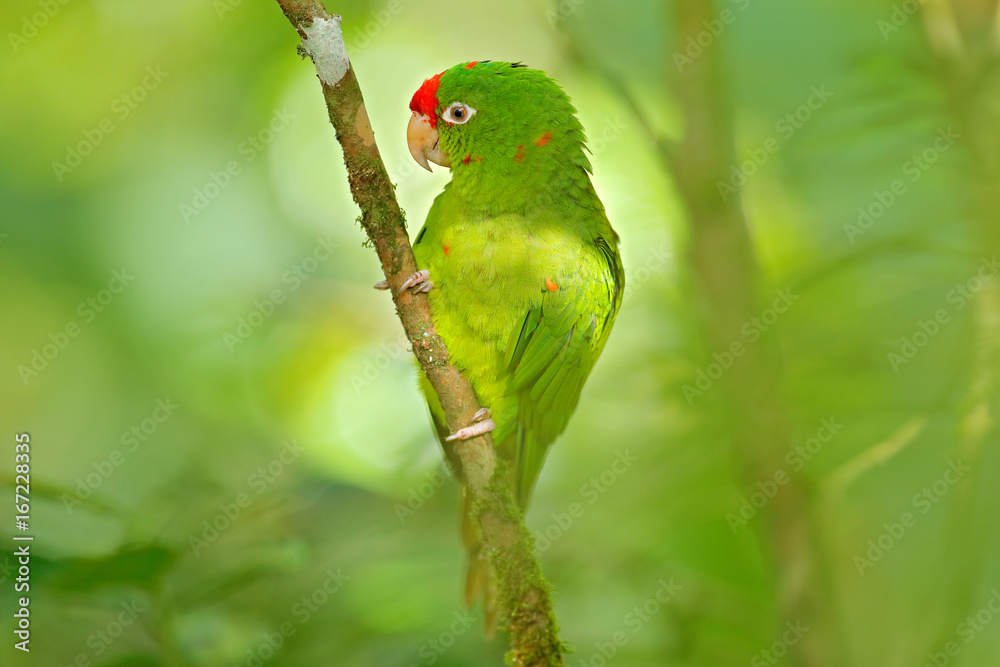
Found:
<box><xmin>407</xmin><ymin>112</ymin><xmax>451</xmax><ymax>172</ymax></box>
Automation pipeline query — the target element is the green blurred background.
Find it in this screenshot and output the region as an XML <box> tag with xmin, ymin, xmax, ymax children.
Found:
<box><xmin>3</xmin><ymin>0</ymin><xmax>1000</xmax><ymax>665</ymax></box>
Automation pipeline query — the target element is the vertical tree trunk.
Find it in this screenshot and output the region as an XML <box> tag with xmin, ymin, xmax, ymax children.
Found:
<box><xmin>668</xmin><ymin>2</ymin><xmax>845</xmax><ymax>665</ymax></box>
<box><xmin>922</xmin><ymin>0</ymin><xmax>1000</xmax><ymax>644</ymax></box>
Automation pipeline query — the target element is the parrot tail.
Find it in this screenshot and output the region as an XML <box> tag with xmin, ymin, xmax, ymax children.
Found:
<box><xmin>460</xmin><ymin>486</ymin><xmax>498</xmax><ymax>638</ymax></box>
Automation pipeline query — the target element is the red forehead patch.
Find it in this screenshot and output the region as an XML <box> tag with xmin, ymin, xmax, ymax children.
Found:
<box><xmin>409</xmin><ymin>71</ymin><xmax>443</xmax><ymax>127</ymax></box>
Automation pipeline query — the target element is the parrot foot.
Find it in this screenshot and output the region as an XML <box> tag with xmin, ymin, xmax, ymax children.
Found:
<box><xmin>400</xmin><ymin>269</ymin><xmax>433</xmax><ymax>294</ymax></box>
<box><xmin>373</xmin><ymin>270</ymin><xmax>432</xmax><ymax>293</ymax></box>
<box><xmin>446</xmin><ymin>409</ymin><xmax>495</xmax><ymax>441</ymax></box>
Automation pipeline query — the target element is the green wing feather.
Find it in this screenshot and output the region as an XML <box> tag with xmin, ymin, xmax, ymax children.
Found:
<box><xmin>501</xmin><ymin>230</ymin><xmax>622</xmax><ymax>507</ymax></box>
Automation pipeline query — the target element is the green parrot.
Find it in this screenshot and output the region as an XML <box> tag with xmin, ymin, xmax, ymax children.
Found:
<box><xmin>397</xmin><ymin>60</ymin><xmax>624</xmax><ymax>632</ymax></box>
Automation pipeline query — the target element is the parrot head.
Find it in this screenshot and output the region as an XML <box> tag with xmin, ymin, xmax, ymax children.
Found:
<box><xmin>406</xmin><ymin>61</ymin><xmax>590</xmax><ymax>189</ymax></box>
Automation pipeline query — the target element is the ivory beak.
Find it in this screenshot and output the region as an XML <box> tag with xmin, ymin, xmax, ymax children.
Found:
<box><xmin>407</xmin><ymin>112</ymin><xmax>451</xmax><ymax>172</ymax></box>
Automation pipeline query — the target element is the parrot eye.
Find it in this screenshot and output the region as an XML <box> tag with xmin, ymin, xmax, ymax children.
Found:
<box><xmin>442</xmin><ymin>102</ymin><xmax>476</xmax><ymax>125</ymax></box>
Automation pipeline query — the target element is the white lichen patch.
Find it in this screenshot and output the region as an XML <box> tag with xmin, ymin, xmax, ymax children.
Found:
<box><xmin>303</xmin><ymin>15</ymin><xmax>349</xmax><ymax>86</ymax></box>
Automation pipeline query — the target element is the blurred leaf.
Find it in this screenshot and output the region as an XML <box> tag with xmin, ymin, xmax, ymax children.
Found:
<box><xmin>50</xmin><ymin>545</ymin><xmax>176</xmax><ymax>593</ymax></box>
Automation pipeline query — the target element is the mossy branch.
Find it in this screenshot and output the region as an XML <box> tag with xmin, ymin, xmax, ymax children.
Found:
<box><xmin>271</xmin><ymin>2</ymin><xmax>564</xmax><ymax>664</ymax></box>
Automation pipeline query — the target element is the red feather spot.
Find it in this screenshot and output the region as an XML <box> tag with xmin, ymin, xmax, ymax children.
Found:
<box><xmin>536</xmin><ymin>132</ymin><xmax>553</xmax><ymax>147</ymax></box>
<box><xmin>409</xmin><ymin>72</ymin><xmax>443</xmax><ymax>128</ymax></box>
<box><xmin>443</xmin><ymin>244</ymin><xmax>450</xmax><ymax>256</ymax></box>
<box><xmin>476</xmin><ymin>156</ymin><xmax>483</xmax><ymax>162</ymax></box>
<box><xmin>465</xmin><ymin>61</ymin><xmax>478</xmax><ymax>69</ymax></box>
<box><xmin>462</xmin><ymin>154</ymin><xmax>471</xmax><ymax>165</ymax></box>
<box><xmin>514</xmin><ymin>145</ymin><xmax>526</xmax><ymax>163</ymax></box>
<box><xmin>545</xmin><ymin>278</ymin><xmax>559</xmax><ymax>291</ymax></box>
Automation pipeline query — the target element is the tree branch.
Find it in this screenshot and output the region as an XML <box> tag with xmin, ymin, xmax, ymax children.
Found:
<box><xmin>917</xmin><ymin>0</ymin><xmax>1000</xmax><ymax>649</ymax></box>
<box><xmin>271</xmin><ymin>2</ymin><xmax>564</xmax><ymax>664</ymax></box>
<box><xmin>667</xmin><ymin>3</ymin><xmax>846</xmax><ymax>666</ymax></box>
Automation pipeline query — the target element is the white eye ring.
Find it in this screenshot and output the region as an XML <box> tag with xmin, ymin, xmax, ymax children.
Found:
<box><xmin>442</xmin><ymin>102</ymin><xmax>476</xmax><ymax>124</ymax></box>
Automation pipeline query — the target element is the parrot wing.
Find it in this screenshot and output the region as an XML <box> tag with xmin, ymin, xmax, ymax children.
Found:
<box><xmin>500</xmin><ymin>231</ymin><xmax>623</xmax><ymax>507</ymax></box>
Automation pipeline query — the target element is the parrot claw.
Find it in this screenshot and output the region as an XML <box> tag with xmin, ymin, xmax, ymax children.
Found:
<box><xmin>400</xmin><ymin>269</ymin><xmax>433</xmax><ymax>294</ymax></box>
<box><xmin>375</xmin><ymin>270</ymin><xmax>433</xmax><ymax>293</ymax></box>
<box><xmin>446</xmin><ymin>412</ymin><xmax>496</xmax><ymax>442</ymax></box>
